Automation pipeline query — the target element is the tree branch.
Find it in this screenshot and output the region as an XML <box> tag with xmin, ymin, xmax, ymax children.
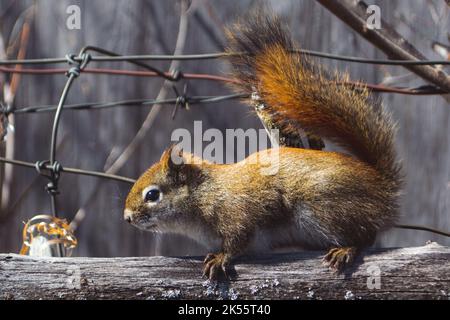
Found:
<box><xmin>316</xmin><ymin>0</ymin><xmax>450</xmax><ymax>93</ymax></box>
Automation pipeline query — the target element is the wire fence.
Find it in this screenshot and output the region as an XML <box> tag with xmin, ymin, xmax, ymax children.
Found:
<box><xmin>1</xmin><ymin>46</ymin><xmax>450</xmax><ymax>239</ymax></box>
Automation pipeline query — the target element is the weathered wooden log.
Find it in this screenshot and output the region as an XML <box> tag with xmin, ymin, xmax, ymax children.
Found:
<box><xmin>0</xmin><ymin>243</ymin><xmax>449</xmax><ymax>300</ymax></box>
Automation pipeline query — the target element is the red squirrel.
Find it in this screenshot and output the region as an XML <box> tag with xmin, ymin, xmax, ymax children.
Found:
<box><xmin>124</xmin><ymin>12</ymin><xmax>402</xmax><ymax>280</ymax></box>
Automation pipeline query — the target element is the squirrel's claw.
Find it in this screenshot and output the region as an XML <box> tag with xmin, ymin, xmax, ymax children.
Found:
<box><xmin>203</xmin><ymin>253</ymin><xmax>216</xmax><ymax>264</ymax></box>
<box><xmin>202</xmin><ymin>252</ymin><xmax>232</xmax><ymax>281</ymax></box>
<box><xmin>322</xmin><ymin>247</ymin><xmax>358</xmax><ymax>273</ymax></box>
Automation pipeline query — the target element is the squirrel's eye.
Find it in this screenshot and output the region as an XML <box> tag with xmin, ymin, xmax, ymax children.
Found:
<box><xmin>142</xmin><ymin>185</ymin><xmax>162</xmax><ymax>204</ymax></box>
<box><xmin>144</xmin><ymin>188</ymin><xmax>160</xmax><ymax>202</ymax></box>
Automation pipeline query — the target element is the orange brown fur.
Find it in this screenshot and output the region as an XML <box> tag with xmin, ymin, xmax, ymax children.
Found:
<box><xmin>124</xmin><ymin>12</ymin><xmax>402</xmax><ymax>279</ymax></box>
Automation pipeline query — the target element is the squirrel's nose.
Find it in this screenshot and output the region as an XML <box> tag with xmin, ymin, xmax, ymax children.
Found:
<box><xmin>124</xmin><ymin>209</ymin><xmax>133</xmax><ymax>223</ymax></box>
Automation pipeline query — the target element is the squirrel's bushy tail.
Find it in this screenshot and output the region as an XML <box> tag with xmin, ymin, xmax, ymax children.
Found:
<box><xmin>226</xmin><ymin>12</ymin><xmax>401</xmax><ymax>190</ymax></box>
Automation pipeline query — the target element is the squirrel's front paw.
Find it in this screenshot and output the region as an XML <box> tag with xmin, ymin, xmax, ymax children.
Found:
<box><xmin>322</xmin><ymin>247</ymin><xmax>358</xmax><ymax>273</ymax></box>
<box><xmin>203</xmin><ymin>252</ymin><xmax>233</xmax><ymax>281</ymax></box>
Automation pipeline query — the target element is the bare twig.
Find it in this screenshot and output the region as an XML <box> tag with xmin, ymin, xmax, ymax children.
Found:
<box><xmin>106</xmin><ymin>1</ymin><xmax>190</xmax><ymax>174</ymax></box>
<box><xmin>0</xmin><ymin>7</ymin><xmax>33</xmax><ymax>219</ymax></box>
<box><xmin>70</xmin><ymin>0</ymin><xmax>192</xmax><ymax>231</ymax></box>
<box><xmin>316</xmin><ymin>0</ymin><xmax>450</xmax><ymax>93</ymax></box>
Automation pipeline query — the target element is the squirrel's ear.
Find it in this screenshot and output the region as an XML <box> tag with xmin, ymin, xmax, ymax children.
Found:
<box><xmin>160</xmin><ymin>144</ymin><xmax>184</xmax><ymax>172</ymax></box>
<box><xmin>160</xmin><ymin>145</ymin><xmax>201</xmax><ymax>184</ymax></box>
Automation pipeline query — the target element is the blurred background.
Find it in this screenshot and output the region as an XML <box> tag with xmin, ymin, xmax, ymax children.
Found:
<box><xmin>0</xmin><ymin>0</ymin><xmax>449</xmax><ymax>257</ymax></box>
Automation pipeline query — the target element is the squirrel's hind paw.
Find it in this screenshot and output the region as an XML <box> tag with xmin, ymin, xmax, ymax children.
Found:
<box><xmin>322</xmin><ymin>247</ymin><xmax>358</xmax><ymax>273</ymax></box>
<box><xmin>202</xmin><ymin>252</ymin><xmax>233</xmax><ymax>281</ymax></box>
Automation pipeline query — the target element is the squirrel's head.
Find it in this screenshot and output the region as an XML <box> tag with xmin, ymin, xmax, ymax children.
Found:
<box><xmin>124</xmin><ymin>145</ymin><xmax>204</xmax><ymax>232</ymax></box>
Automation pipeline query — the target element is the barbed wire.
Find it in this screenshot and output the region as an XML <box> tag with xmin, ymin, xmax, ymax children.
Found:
<box><xmin>395</xmin><ymin>224</ymin><xmax>450</xmax><ymax>238</ymax></box>
<box><xmin>0</xmin><ymin>65</ymin><xmax>447</xmax><ymax>95</ymax></box>
<box><xmin>5</xmin><ymin>85</ymin><xmax>445</xmax><ymax>117</ymax></box>
<box><xmin>12</xmin><ymin>94</ymin><xmax>248</xmax><ymax>114</ymax></box>
<box><xmin>1</xmin><ymin>48</ymin><xmax>450</xmax><ymax>65</ymax></box>
<box><xmin>0</xmin><ymin>66</ymin><xmax>238</xmax><ymax>83</ymax></box>
<box><xmin>0</xmin><ymin>157</ymin><xmax>136</xmax><ymax>184</ymax></box>
<box><xmin>0</xmin><ymin>45</ymin><xmax>449</xmax><ymax>240</ymax></box>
